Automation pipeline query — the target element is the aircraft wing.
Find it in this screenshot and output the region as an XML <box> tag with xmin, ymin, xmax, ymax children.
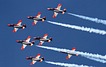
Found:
<box><xmin>35</xmin><ymin>54</ymin><xmax>41</xmax><ymax>59</ymax></box>
<box><xmin>53</xmin><ymin>12</ymin><xmax>58</xmax><ymax>18</ymax></box>
<box><xmin>13</xmin><ymin>28</ymin><xmax>18</xmax><ymax>32</ymax></box>
<box><xmin>32</xmin><ymin>20</ymin><xmax>38</xmax><ymax>25</ymax></box>
<box><xmin>56</xmin><ymin>4</ymin><xmax>62</xmax><ymax>10</ymax></box>
<box><xmin>25</xmin><ymin>36</ymin><xmax>31</xmax><ymax>42</ymax></box>
<box><xmin>39</xmin><ymin>41</ymin><xmax>44</xmax><ymax>46</ymax></box>
<box><xmin>43</xmin><ymin>34</ymin><xmax>48</xmax><ymax>39</ymax></box>
<box><xmin>66</xmin><ymin>54</ymin><xmax>72</xmax><ymax>59</ymax></box>
<box><xmin>60</xmin><ymin>48</ymin><xmax>76</xmax><ymax>54</ymax></box>
<box><xmin>17</xmin><ymin>20</ymin><xmax>22</xmax><ymax>26</ymax></box>
<box><xmin>30</xmin><ymin>60</ymin><xmax>37</xmax><ymax>65</ymax></box>
<box><xmin>21</xmin><ymin>44</ymin><xmax>27</xmax><ymax>50</ymax></box>
<box><xmin>36</xmin><ymin>12</ymin><xmax>41</xmax><ymax>18</ymax></box>
<box><xmin>72</xmin><ymin>48</ymin><xmax>76</xmax><ymax>51</ymax></box>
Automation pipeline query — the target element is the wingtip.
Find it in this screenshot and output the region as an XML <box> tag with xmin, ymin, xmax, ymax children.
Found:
<box><xmin>37</xmin><ymin>53</ymin><xmax>41</xmax><ymax>56</ymax></box>
<box><xmin>53</xmin><ymin>15</ymin><xmax>56</xmax><ymax>18</ymax></box>
<box><xmin>66</xmin><ymin>56</ymin><xmax>69</xmax><ymax>60</ymax></box>
<box><xmin>58</xmin><ymin>4</ymin><xmax>62</xmax><ymax>6</ymax></box>
<box><xmin>28</xmin><ymin>36</ymin><xmax>31</xmax><ymax>38</ymax></box>
<box><xmin>19</xmin><ymin>20</ymin><xmax>22</xmax><ymax>22</ymax></box>
<box><xmin>30</xmin><ymin>62</ymin><xmax>33</xmax><ymax>65</ymax></box>
<box><xmin>21</xmin><ymin>47</ymin><xmax>24</xmax><ymax>50</ymax></box>
<box><xmin>38</xmin><ymin>12</ymin><xmax>41</xmax><ymax>15</ymax></box>
<box><xmin>32</xmin><ymin>22</ymin><xmax>36</xmax><ymax>26</ymax></box>
<box><xmin>44</xmin><ymin>34</ymin><xmax>48</xmax><ymax>36</ymax></box>
<box><xmin>36</xmin><ymin>53</ymin><xmax>41</xmax><ymax>57</ymax></box>
<box><xmin>38</xmin><ymin>41</ymin><xmax>43</xmax><ymax>46</ymax></box>
<box><xmin>13</xmin><ymin>30</ymin><xmax>16</xmax><ymax>33</ymax></box>
<box><xmin>72</xmin><ymin>47</ymin><xmax>76</xmax><ymax>50</ymax></box>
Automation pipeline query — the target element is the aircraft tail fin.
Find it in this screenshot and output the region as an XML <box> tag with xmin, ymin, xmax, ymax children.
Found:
<box><xmin>42</xmin><ymin>16</ymin><xmax>46</xmax><ymax>21</ymax></box>
<box><xmin>40</xmin><ymin>57</ymin><xmax>44</xmax><ymax>62</ymax></box>
<box><xmin>31</xmin><ymin>41</ymin><xmax>35</xmax><ymax>44</ymax></box>
<box><xmin>43</xmin><ymin>16</ymin><xmax>46</xmax><ymax>20</ymax></box>
<box><xmin>63</xmin><ymin>8</ymin><xmax>66</xmax><ymax>12</ymax></box>
<box><xmin>22</xmin><ymin>24</ymin><xmax>26</xmax><ymax>29</ymax></box>
<box><xmin>48</xmin><ymin>37</ymin><xmax>52</xmax><ymax>42</ymax></box>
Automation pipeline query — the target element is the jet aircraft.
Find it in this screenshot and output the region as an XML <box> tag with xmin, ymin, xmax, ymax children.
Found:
<box><xmin>47</xmin><ymin>4</ymin><xmax>66</xmax><ymax>18</ymax></box>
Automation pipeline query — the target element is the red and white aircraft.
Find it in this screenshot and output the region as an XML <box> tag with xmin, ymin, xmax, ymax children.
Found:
<box><xmin>47</xmin><ymin>4</ymin><xmax>66</xmax><ymax>18</ymax></box>
<box><xmin>26</xmin><ymin>54</ymin><xmax>44</xmax><ymax>65</ymax></box>
<box><xmin>16</xmin><ymin>36</ymin><xmax>35</xmax><ymax>50</ymax></box>
<box><xmin>27</xmin><ymin>12</ymin><xmax>46</xmax><ymax>25</ymax></box>
<box><xmin>8</xmin><ymin>20</ymin><xmax>26</xmax><ymax>32</ymax></box>
<box><xmin>33</xmin><ymin>34</ymin><xmax>52</xmax><ymax>46</ymax></box>
<box><xmin>60</xmin><ymin>48</ymin><xmax>78</xmax><ymax>59</ymax></box>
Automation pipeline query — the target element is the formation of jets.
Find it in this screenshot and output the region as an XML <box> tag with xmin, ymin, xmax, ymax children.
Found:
<box><xmin>8</xmin><ymin>4</ymin><xmax>77</xmax><ymax>65</ymax></box>
<box><xmin>16</xmin><ymin>34</ymin><xmax>52</xmax><ymax>50</ymax></box>
<box><xmin>8</xmin><ymin>4</ymin><xmax>66</xmax><ymax>33</ymax></box>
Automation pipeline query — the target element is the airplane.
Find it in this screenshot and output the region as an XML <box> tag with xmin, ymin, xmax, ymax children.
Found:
<box><xmin>26</xmin><ymin>54</ymin><xmax>44</xmax><ymax>65</ymax></box>
<box><xmin>47</xmin><ymin>4</ymin><xmax>66</xmax><ymax>18</ymax></box>
<box><xmin>16</xmin><ymin>36</ymin><xmax>35</xmax><ymax>50</ymax></box>
<box><xmin>27</xmin><ymin>12</ymin><xmax>46</xmax><ymax>25</ymax></box>
<box><xmin>8</xmin><ymin>20</ymin><xmax>26</xmax><ymax>32</ymax></box>
<box><xmin>60</xmin><ymin>48</ymin><xmax>78</xmax><ymax>59</ymax></box>
<box><xmin>33</xmin><ymin>34</ymin><xmax>52</xmax><ymax>46</ymax></box>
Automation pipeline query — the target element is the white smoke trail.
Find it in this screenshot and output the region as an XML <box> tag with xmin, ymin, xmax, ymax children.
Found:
<box><xmin>68</xmin><ymin>13</ymin><xmax>106</xmax><ymax>25</ymax></box>
<box><xmin>82</xmin><ymin>56</ymin><xmax>106</xmax><ymax>63</ymax></box>
<box><xmin>45</xmin><ymin>61</ymin><xmax>93</xmax><ymax>67</ymax></box>
<box><xmin>76</xmin><ymin>51</ymin><xmax>106</xmax><ymax>60</ymax></box>
<box><xmin>47</xmin><ymin>21</ymin><xmax>106</xmax><ymax>35</ymax></box>
<box><xmin>36</xmin><ymin>45</ymin><xmax>71</xmax><ymax>53</ymax></box>
<box><xmin>36</xmin><ymin>45</ymin><xmax>106</xmax><ymax>63</ymax></box>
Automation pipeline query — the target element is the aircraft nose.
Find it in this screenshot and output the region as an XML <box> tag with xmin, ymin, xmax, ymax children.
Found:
<box><xmin>8</xmin><ymin>24</ymin><xmax>10</xmax><ymax>26</ymax></box>
<box><xmin>16</xmin><ymin>40</ymin><xmax>19</xmax><ymax>42</ymax></box>
<box><xmin>27</xmin><ymin>16</ymin><xmax>30</xmax><ymax>18</ymax></box>
<box><xmin>47</xmin><ymin>8</ymin><xmax>50</xmax><ymax>10</ymax></box>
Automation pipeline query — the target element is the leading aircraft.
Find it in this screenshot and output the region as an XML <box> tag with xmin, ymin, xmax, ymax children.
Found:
<box><xmin>60</xmin><ymin>48</ymin><xmax>78</xmax><ymax>59</ymax></box>
<box><xmin>33</xmin><ymin>34</ymin><xmax>52</xmax><ymax>46</ymax></box>
<box><xmin>47</xmin><ymin>4</ymin><xmax>66</xmax><ymax>18</ymax></box>
<box><xmin>26</xmin><ymin>54</ymin><xmax>44</xmax><ymax>65</ymax></box>
<box><xmin>8</xmin><ymin>20</ymin><xmax>26</xmax><ymax>32</ymax></box>
<box><xmin>27</xmin><ymin>12</ymin><xmax>46</xmax><ymax>25</ymax></box>
<box><xmin>16</xmin><ymin>36</ymin><xmax>35</xmax><ymax>50</ymax></box>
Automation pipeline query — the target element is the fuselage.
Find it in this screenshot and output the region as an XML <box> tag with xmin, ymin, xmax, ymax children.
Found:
<box><xmin>17</xmin><ymin>40</ymin><xmax>32</xmax><ymax>45</ymax></box>
<box><xmin>60</xmin><ymin>51</ymin><xmax>77</xmax><ymax>56</ymax></box>
<box><xmin>9</xmin><ymin>24</ymin><xmax>25</xmax><ymax>29</ymax></box>
<box><xmin>32</xmin><ymin>58</ymin><xmax>41</xmax><ymax>61</ymax></box>
<box><xmin>54</xmin><ymin>9</ymin><xmax>63</xmax><ymax>13</ymax></box>
<box><xmin>27</xmin><ymin>57</ymin><xmax>41</xmax><ymax>61</ymax></box>
<box><xmin>48</xmin><ymin>8</ymin><xmax>63</xmax><ymax>13</ymax></box>
<box><xmin>40</xmin><ymin>38</ymin><xmax>49</xmax><ymax>41</ymax></box>
<box><xmin>28</xmin><ymin>16</ymin><xmax>42</xmax><ymax>21</ymax></box>
<box><xmin>22</xmin><ymin>41</ymin><xmax>31</xmax><ymax>45</ymax></box>
<box><xmin>14</xmin><ymin>25</ymin><xmax>23</xmax><ymax>28</ymax></box>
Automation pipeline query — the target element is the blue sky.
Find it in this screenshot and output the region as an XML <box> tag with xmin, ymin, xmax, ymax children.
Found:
<box><xmin>0</xmin><ymin>0</ymin><xmax>106</xmax><ymax>67</ymax></box>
